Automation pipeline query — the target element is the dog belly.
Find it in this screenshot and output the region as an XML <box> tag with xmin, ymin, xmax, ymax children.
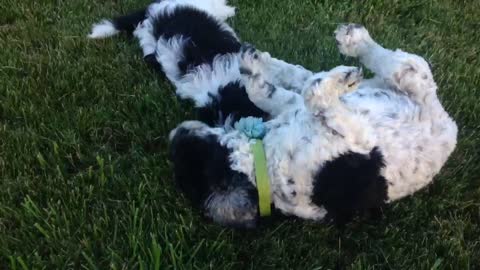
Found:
<box><xmin>343</xmin><ymin>87</ymin><xmax>456</xmax><ymax>201</ymax></box>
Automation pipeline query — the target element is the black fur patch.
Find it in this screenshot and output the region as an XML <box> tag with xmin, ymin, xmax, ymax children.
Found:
<box><xmin>169</xmin><ymin>127</ymin><xmax>259</xmax><ymax>228</ymax></box>
<box><xmin>112</xmin><ymin>9</ymin><xmax>147</xmax><ymax>34</ymax></box>
<box><xmin>143</xmin><ymin>54</ymin><xmax>164</xmax><ymax>74</ymax></box>
<box><xmin>311</xmin><ymin>147</ymin><xmax>388</xmax><ymax>225</ymax></box>
<box><xmin>312</xmin><ymin>78</ymin><xmax>323</xmax><ymax>85</ymax></box>
<box><xmin>239</xmin><ymin>67</ymin><xmax>252</xmax><ymax>76</ymax></box>
<box><xmin>151</xmin><ymin>7</ymin><xmax>241</xmax><ymax>75</ymax></box>
<box><xmin>196</xmin><ymin>81</ymin><xmax>267</xmax><ymax>126</ymax></box>
<box><xmin>266</xmin><ymin>82</ymin><xmax>276</xmax><ymax>98</ymax></box>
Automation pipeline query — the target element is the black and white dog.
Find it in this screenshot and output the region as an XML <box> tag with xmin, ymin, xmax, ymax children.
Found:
<box><xmin>89</xmin><ymin>0</ymin><xmax>458</xmax><ymax>228</ymax></box>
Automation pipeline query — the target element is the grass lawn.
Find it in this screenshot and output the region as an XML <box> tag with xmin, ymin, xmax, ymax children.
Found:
<box><xmin>1</xmin><ymin>0</ymin><xmax>479</xmax><ymax>269</ymax></box>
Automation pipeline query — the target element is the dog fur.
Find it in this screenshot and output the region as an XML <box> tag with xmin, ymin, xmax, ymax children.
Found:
<box><xmin>89</xmin><ymin>1</ymin><xmax>458</xmax><ymax>228</ymax></box>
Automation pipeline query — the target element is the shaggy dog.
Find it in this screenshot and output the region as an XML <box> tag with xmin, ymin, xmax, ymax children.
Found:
<box><xmin>89</xmin><ymin>0</ymin><xmax>458</xmax><ymax>228</ymax></box>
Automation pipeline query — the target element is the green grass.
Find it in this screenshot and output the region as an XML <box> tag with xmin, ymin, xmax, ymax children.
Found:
<box><xmin>1</xmin><ymin>0</ymin><xmax>479</xmax><ymax>269</ymax></box>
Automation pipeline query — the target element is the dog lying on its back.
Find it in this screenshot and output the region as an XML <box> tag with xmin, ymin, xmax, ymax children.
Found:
<box><xmin>89</xmin><ymin>0</ymin><xmax>458</xmax><ymax>228</ymax></box>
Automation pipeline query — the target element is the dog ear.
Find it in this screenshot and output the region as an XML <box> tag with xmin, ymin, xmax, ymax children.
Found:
<box><xmin>169</xmin><ymin>127</ymin><xmax>212</xmax><ymax>206</ymax></box>
<box><xmin>311</xmin><ymin>147</ymin><xmax>388</xmax><ymax>225</ymax></box>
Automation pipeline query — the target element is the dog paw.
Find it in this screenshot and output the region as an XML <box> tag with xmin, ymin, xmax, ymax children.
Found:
<box><xmin>242</xmin><ymin>71</ymin><xmax>275</xmax><ymax>101</ymax></box>
<box><xmin>303</xmin><ymin>66</ymin><xmax>362</xmax><ymax>112</ymax></box>
<box><xmin>308</xmin><ymin>66</ymin><xmax>363</xmax><ymax>95</ymax></box>
<box><xmin>239</xmin><ymin>44</ymin><xmax>271</xmax><ymax>77</ymax></box>
<box><xmin>331</xmin><ymin>66</ymin><xmax>363</xmax><ymax>92</ymax></box>
<box><xmin>334</xmin><ymin>24</ymin><xmax>373</xmax><ymax>57</ymax></box>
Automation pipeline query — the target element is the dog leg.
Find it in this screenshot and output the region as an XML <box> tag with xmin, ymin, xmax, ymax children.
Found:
<box><xmin>240</xmin><ymin>50</ymin><xmax>305</xmax><ymax>117</ymax></box>
<box><xmin>335</xmin><ymin>24</ymin><xmax>457</xmax><ymax>201</ymax></box>
<box><xmin>240</xmin><ymin>44</ymin><xmax>314</xmax><ymax>93</ymax></box>
<box><xmin>154</xmin><ymin>35</ymin><xmax>189</xmax><ymax>84</ymax></box>
<box><xmin>133</xmin><ymin>20</ymin><xmax>156</xmax><ymax>57</ymax></box>
<box><xmin>132</xmin><ymin>19</ymin><xmax>168</xmax><ymax>73</ymax></box>
<box><xmin>303</xmin><ymin>66</ymin><xmax>376</xmax><ymax>152</ymax></box>
<box><xmin>335</xmin><ymin>24</ymin><xmax>445</xmax><ymax>119</ymax></box>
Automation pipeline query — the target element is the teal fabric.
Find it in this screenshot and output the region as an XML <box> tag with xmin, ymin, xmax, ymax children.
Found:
<box><xmin>234</xmin><ymin>117</ymin><xmax>266</xmax><ymax>139</ymax></box>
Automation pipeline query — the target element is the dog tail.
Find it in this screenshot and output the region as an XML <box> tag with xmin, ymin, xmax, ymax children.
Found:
<box><xmin>88</xmin><ymin>9</ymin><xmax>147</xmax><ymax>39</ymax></box>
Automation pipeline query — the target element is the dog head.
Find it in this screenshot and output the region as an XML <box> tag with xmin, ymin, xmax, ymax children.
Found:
<box><xmin>169</xmin><ymin>121</ymin><xmax>259</xmax><ymax>228</ymax></box>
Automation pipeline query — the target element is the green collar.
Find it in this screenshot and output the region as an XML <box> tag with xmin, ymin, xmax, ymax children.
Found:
<box><xmin>252</xmin><ymin>139</ymin><xmax>271</xmax><ymax>216</ymax></box>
